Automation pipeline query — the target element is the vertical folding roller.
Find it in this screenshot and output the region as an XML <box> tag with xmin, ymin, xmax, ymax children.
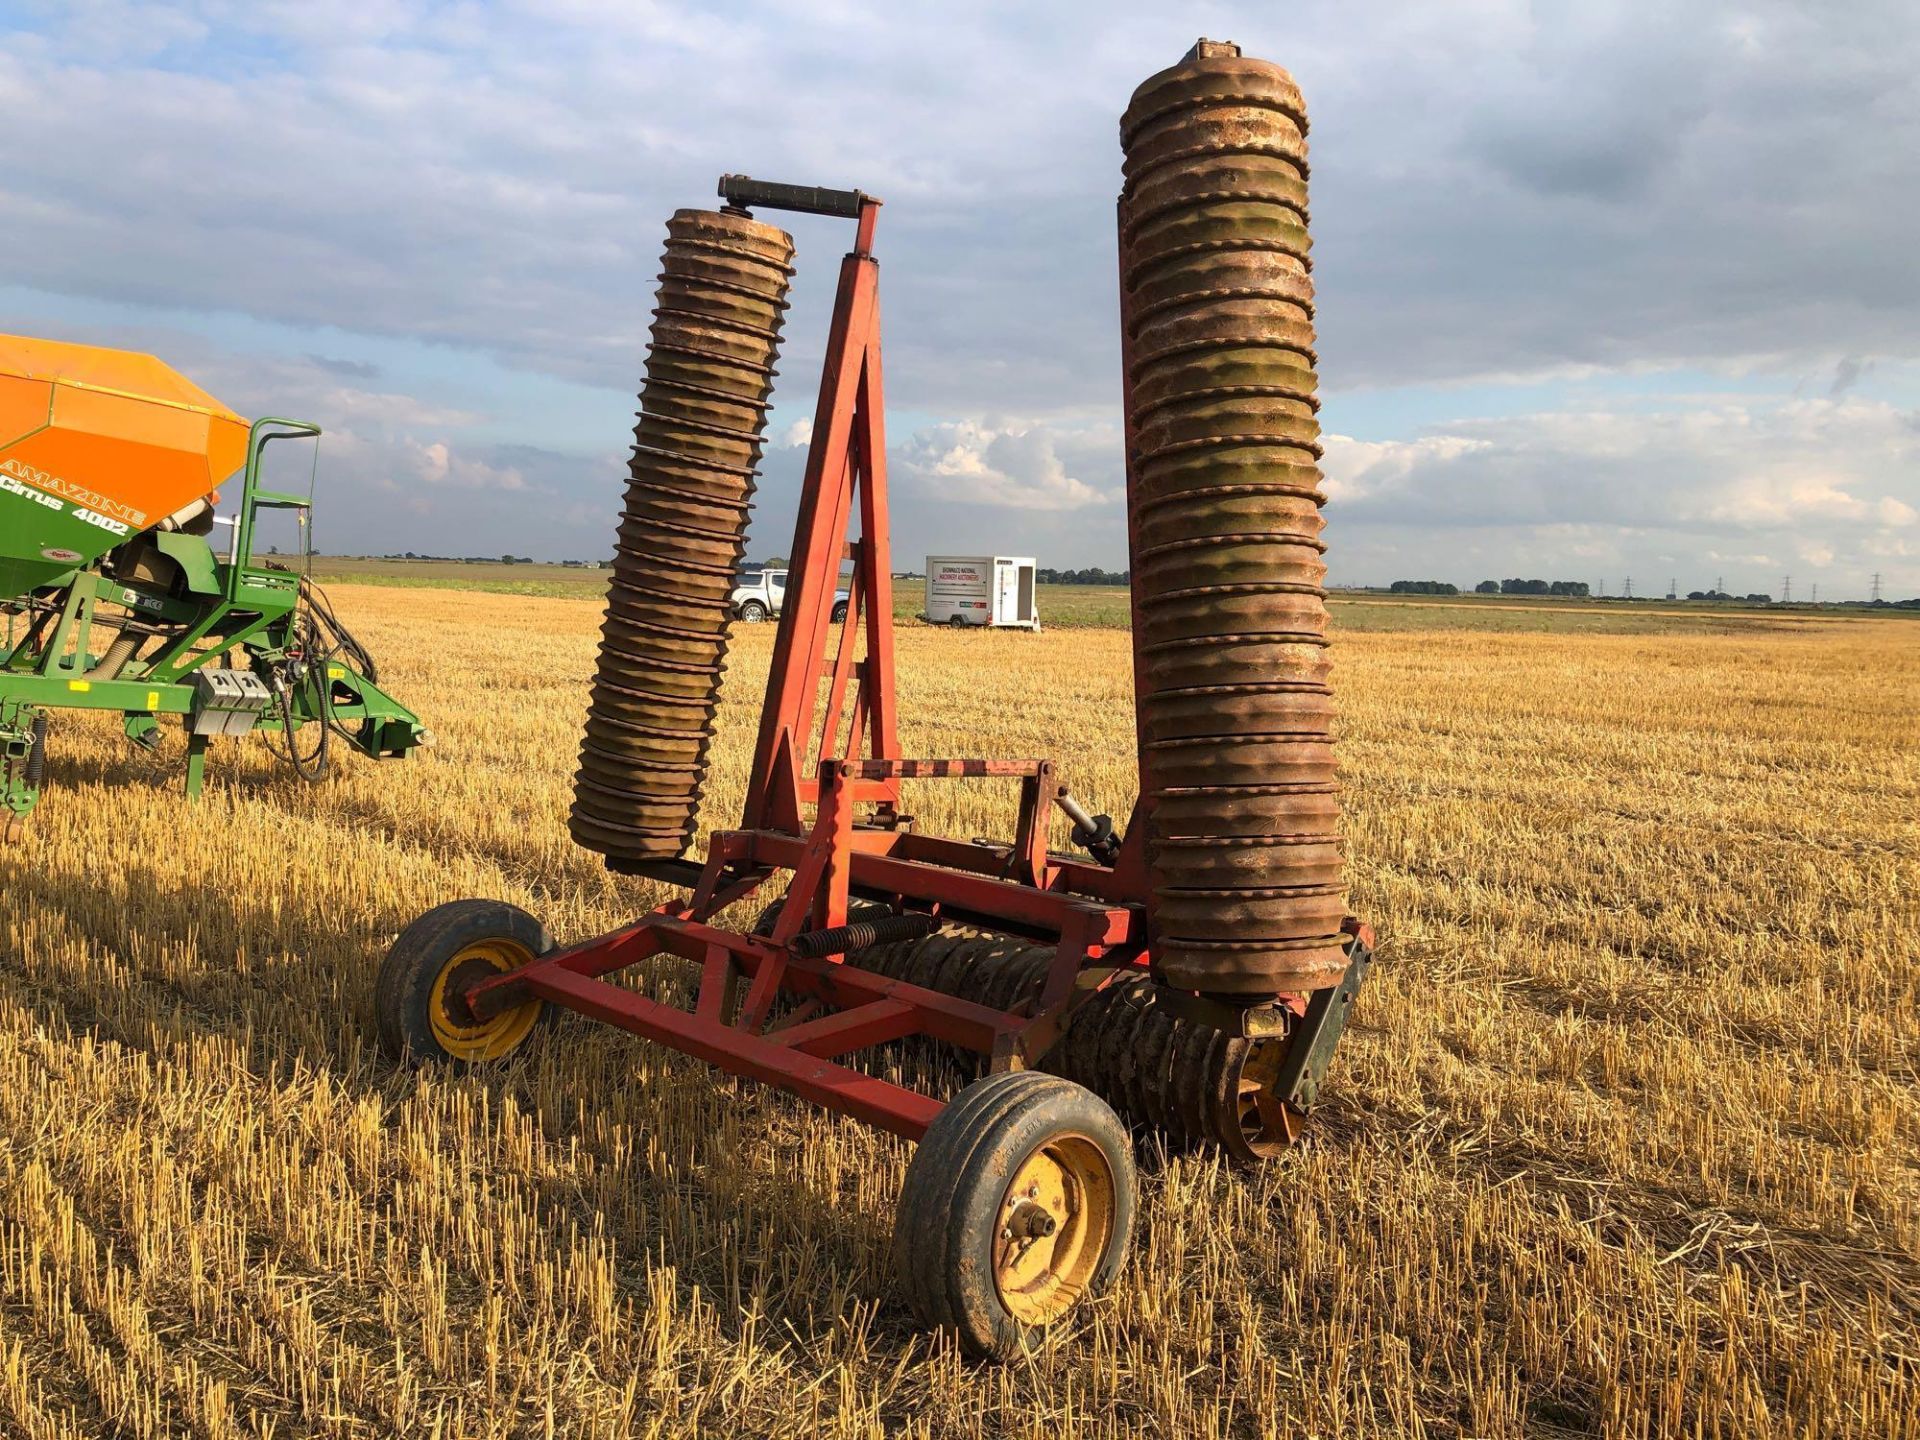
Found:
<box><xmin>382</xmin><ymin>72</ymin><xmax>1380</xmax><ymax>1359</ymax></box>
<box><xmin>1119</xmin><ymin>40</ymin><xmax>1349</xmax><ymax>999</ymax></box>
<box><xmin>571</xmin><ymin>210</ymin><xmax>796</xmax><ymax>862</ymax></box>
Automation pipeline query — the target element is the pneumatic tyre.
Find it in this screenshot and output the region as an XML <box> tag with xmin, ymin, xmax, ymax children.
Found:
<box><xmin>895</xmin><ymin>1070</ymin><xmax>1136</xmax><ymax>1360</ymax></box>
<box><xmin>375</xmin><ymin>899</ymin><xmax>551</xmax><ymax>1065</ymax></box>
<box><xmin>739</xmin><ymin>600</ymin><xmax>769</xmax><ymax>623</ymax></box>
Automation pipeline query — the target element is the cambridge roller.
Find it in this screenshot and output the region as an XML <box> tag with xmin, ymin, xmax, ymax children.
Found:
<box><xmin>571</xmin><ymin>210</ymin><xmax>796</xmax><ymax>862</ymax></box>
<box><xmin>857</xmin><ymin>927</ymin><xmax>1313</xmax><ymax>1162</ymax></box>
<box><xmin>381</xmin><ymin>62</ymin><xmax>1378</xmax><ymax>1364</ymax></box>
<box><xmin>1119</xmin><ymin>39</ymin><xmax>1348</xmax><ymax>1000</ymax></box>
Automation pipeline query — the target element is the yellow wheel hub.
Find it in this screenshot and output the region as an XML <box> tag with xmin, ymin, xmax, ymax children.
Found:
<box><xmin>1234</xmin><ymin>1041</ymin><xmax>1302</xmax><ymax>1158</ymax></box>
<box><xmin>992</xmin><ymin>1134</ymin><xmax>1115</xmax><ymax>1325</ymax></box>
<box><xmin>428</xmin><ymin>938</ymin><xmax>541</xmax><ymax>1061</ymax></box>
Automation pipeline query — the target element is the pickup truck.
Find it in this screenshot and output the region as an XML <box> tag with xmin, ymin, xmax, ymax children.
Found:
<box><xmin>731</xmin><ymin>568</ymin><xmax>849</xmax><ymax>624</ymax></box>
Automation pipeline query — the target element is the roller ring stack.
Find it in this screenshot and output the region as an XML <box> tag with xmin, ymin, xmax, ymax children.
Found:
<box><xmin>571</xmin><ymin>209</ymin><xmax>796</xmax><ymax>862</ymax></box>
<box><xmin>1119</xmin><ymin>40</ymin><xmax>1349</xmax><ymax>999</ymax></box>
<box><xmin>857</xmin><ymin>929</ymin><xmax>1304</xmax><ymax>1162</ymax></box>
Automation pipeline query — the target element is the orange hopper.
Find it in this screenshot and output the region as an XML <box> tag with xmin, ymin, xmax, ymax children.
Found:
<box><xmin>0</xmin><ymin>334</ymin><xmax>251</xmax><ymax>596</ymax></box>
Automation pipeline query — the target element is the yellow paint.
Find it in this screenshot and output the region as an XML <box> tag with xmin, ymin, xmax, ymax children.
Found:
<box><xmin>146</xmin><ymin>690</ymin><xmax>160</xmax><ymax>710</ymax></box>
<box><xmin>66</xmin><ymin>680</ymin><xmax>90</xmax><ymax>692</ymax></box>
<box><xmin>427</xmin><ymin>939</ymin><xmax>544</xmax><ymax>1061</ymax></box>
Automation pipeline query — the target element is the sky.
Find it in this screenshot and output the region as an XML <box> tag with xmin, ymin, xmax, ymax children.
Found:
<box><xmin>3</xmin><ymin>0</ymin><xmax>1916</xmax><ymax>599</ymax></box>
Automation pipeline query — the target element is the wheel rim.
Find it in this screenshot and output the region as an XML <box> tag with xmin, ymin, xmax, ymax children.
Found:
<box><xmin>992</xmin><ymin>1133</ymin><xmax>1115</xmax><ymax>1325</ymax></box>
<box><xmin>1231</xmin><ymin>1039</ymin><xmax>1303</xmax><ymax>1160</ymax></box>
<box><xmin>427</xmin><ymin>938</ymin><xmax>541</xmax><ymax>1061</ymax></box>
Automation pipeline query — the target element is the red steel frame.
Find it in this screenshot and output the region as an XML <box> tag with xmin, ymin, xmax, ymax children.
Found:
<box><xmin>458</xmin><ymin>194</ymin><xmax>1190</xmax><ymax>1139</ymax></box>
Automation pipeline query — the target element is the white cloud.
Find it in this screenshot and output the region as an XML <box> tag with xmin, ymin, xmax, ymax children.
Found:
<box><xmin>1877</xmin><ymin>496</ymin><xmax>1918</xmax><ymax>528</ymax></box>
<box><xmin>321</xmin><ymin>388</ymin><xmax>479</xmax><ymax>429</ymax></box>
<box><xmin>1323</xmin><ymin>397</ymin><xmax>1920</xmax><ymax>593</ymax></box>
<box><xmin>1321</xmin><ymin>434</ymin><xmax>1492</xmax><ymax>503</ymax></box>
<box><xmin>896</xmin><ymin>419</ymin><xmax>1111</xmax><ymax>512</ymax></box>
<box><xmin>412</xmin><ymin>441</ymin><xmax>527</xmax><ymax>491</ymax></box>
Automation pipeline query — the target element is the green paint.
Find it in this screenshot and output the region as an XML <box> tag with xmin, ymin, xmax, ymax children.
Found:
<box><xmin>0</xmin><ymin>417</ymin><xmax>428</xmax><ymax>827</ymax></box>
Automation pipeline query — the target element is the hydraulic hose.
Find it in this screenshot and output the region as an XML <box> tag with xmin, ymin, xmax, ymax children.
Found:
<box><xmin>84</xmin><ymin>631</ymin><xmax>144</xmax><ymax>681</ymax></box>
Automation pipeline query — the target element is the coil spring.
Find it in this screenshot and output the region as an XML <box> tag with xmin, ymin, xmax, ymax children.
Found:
<box><xmin>22</xmin><ymin>715</ymin><xmax>47</xmax><ymax>791</ymax></box>
<box><xmin>787</xmin><ymin>911</ymin><xmax>940</xmax><ymax>960</ymax></box>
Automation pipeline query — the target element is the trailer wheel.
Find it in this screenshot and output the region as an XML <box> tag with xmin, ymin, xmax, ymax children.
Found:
<box><xmin>375</xmin><ymin>899</ymin><xmax>551</xmax><ymax>1065</ymax></box>
<box><xmin>895</xmin><ymin>1071</ymin><xmax>1135</xmax><ymax>1360</ymax></box>
<box><xmin>739</xmin><ymin>600</ymin><xmax>768</xmax><ymax>623</ymax></box>
<box><xmin>948</xmin><ymin>613</ymin><xmax>969</xmax><ymax>629</ymax></box>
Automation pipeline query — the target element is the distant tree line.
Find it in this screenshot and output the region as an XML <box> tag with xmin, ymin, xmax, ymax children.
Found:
<box><xmin>1475</xmin><ymin>578</ymin><xmax>1591</xmax><ymax>596</ymax></box>
<box><xmin>1389</xmin><ymin>580</ymin><xmax>1459</xmax><ymax>595</ymax></box>
<box><xmin>1037</xmin><ymin>567</ymin><xmax>1130</xmax><ymax>586</ymax></box>
<box><xmin>386</xmin><ymin>551</ymin><xmax>536</xmax><ymax>564</ymax></box>
<box><xmin>1687</xmin><ymin>589</ymin><xmax>1774</xmax><ymax>603</ymax></box>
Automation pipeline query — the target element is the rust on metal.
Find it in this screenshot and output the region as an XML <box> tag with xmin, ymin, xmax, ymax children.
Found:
<box><xmin>572</xmin><ymin>209</ymin><xmax>795</xmax><ymax>861</ymax></box>
<box><xmin>1119</xmin><ymin>39</ymin><xmax>1348</xmax><ymax>996</ymax></box>
<box><xmin>856</xmin><ymin>927</ymin><xmax>1310</xmax><ymax>1161</ymax></box>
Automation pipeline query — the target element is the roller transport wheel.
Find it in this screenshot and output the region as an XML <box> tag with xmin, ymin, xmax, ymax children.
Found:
<box><xmin>375</xmin><ymin>900</ymin><xmax>552</xmax><ymax>1064</ymax></box>
<box><xmin>895</xmin><ymin>1071</ymin><xmax>1136</xmax><ymax>1361</ymax></box>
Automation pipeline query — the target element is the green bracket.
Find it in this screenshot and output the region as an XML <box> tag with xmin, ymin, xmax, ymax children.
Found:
<box><xmin>0</xmin><ymin>700</ymin><xmax>46</xmax><ymax>825</ymax></box>
<box><xmin>183</xmin><ymin>733</ymin><xmax>209</xmax><ymax>798</ymax></box>
<box><xmin>227</xmin><ymin>419</ymin><xmax>320</xmax><ymax>608</ymax></box>
<box><xmin>1273</xmin><ymin>937</ymin><xmax>1374</xmax><ymax>1112</ymax></box>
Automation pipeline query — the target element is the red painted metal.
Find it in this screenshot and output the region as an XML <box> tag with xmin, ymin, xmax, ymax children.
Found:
<box><xmin>462</xmin><ymin>181</ymin><xmax>1350</xmax><ymax>1143</ymax></box>
<box><xmin>523</xmin><ymin>965</ymin><xmax>944</xmax><ymax>1140</ymax></box>
<box><xmin>744</xmin><ymin>197</ymin><xmax>901</xmax><ymax>836</ymax></box>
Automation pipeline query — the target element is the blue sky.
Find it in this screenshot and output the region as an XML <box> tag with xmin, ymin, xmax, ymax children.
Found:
<box><xmin>3</xmin><ymin>0</ymin><xmax>1916</xmax><ymax>597</ymax></box>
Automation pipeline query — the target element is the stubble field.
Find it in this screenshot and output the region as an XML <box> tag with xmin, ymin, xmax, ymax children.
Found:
<box><xmin>0</xmin><ymin>586</ymin><xmax>1914</xmax><ymax>1438</ymax></box>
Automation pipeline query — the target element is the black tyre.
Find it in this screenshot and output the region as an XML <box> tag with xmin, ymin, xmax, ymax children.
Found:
<box><xmin>948</xmin><ymin>614</ymin><xmax>969</xmax><ymax>629</ymax></box>
<box><xmin>832</xmin><ymin>601</ymin><xmax>849</xmax><ymax>624</ymax></box>
<box><xmin>895</xmin><ymin>1070</ymin><xmax>1136</xmax><ymax>1360</ymax></box>
<box><xmin>375</xmin><ymin>899</ymin><xmax>551</xmax><ymax>1065</ymax></box>
<box><xmin>739</xmin><ymin>600</ymin><xmax>769</xmax><ymax>623</ymax></box>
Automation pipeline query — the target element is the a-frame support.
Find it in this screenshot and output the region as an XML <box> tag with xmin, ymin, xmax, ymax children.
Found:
<box><xmin>743</xmin><ymin>197</ymin><xmax>902</xmax><ymax>836</ymax></box>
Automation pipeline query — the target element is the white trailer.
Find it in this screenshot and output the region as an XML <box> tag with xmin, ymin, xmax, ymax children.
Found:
<box><xmin>925</xmin><ymin>555</ymin><xmax>1039</xmax><ymax>629</ymax></box>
